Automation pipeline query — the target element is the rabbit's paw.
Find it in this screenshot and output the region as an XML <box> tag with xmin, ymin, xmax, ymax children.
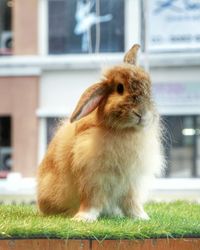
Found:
<box><xmin>134</xmin><ymin>210</ymin><xmax>150</xmax><ymax>220</ymax></box>
<box><xmin>72</xmin><ymin>208</ymin><xmax>99</xmax><ymax>222</ymax></box>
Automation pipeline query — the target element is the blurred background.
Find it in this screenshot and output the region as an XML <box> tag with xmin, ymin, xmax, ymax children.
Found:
<box><xmin>0</xmin><ymin>0</ymin><xmax>200</xmax><ymax>203</ymax></box>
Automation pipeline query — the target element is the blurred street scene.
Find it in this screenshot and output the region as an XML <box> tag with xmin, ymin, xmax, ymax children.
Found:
<box><xmin>0</xmin><ymin>0</ymin><xmax>200</xmax><ymax>203</ymax></box>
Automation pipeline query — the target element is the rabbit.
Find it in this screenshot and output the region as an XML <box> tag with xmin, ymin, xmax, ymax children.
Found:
<box><xmin>37</xmin><ymin>44</ymin><xmax>164</xmax><ymax>222</ymax></box>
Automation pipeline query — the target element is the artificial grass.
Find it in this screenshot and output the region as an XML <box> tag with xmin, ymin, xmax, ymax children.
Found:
<box><xmin>0</xmin><ymin>201</ymin><xmax>200</xmax><ymax>240</ymax></box>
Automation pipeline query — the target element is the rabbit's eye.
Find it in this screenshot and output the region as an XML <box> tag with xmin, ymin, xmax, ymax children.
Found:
<box><xmin>116</xmin><ymin>83</ymin><xmax>124</xmax><ymax>95</ymax></box>
<box><xmin>133</xmin><ymin>96</ymin><xmax>137</xmax><ymax>101</ymax></box>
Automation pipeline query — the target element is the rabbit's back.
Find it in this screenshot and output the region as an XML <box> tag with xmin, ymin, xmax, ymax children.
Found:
<box><xmin>37</xmin><ymin>121</ymin><xmax>80</xmax><ymax>215</ymax></box>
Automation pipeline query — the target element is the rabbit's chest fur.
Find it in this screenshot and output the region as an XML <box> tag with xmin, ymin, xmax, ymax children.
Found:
<box><xmin>72</xmin><ymin>124</ymin><xmax>162</xmax><ymax>213</ymax></box>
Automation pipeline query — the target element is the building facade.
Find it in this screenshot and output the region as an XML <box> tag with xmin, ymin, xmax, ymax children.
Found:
<box><xmin>0</xmin><ymin>0</ymin><xmax>200</xmax><ymax>179</ymax></box>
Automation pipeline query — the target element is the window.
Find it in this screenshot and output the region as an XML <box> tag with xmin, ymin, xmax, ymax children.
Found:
<box><xmin>47</xmin><ymin>117</ymin><xmax>64</xmax><ymax>144</ymax></box>
<box><xmin>0</xmin><ymin>117</ymin><xmax>12</xmax><ymax>175</ymax></box>
<box><xmin>48</xmin><ymin>0</ymin><xmax>124</xmax><ymax>54</ymax></box>
<box><xmin>0</xmin><ymin>0</ymin><xmax>13</xmax><ymax>56</ymax></box>
<box><xmin>163</xmin><ymin>115</ymin><xmax>200</xmax><ymax>178</ymax></box>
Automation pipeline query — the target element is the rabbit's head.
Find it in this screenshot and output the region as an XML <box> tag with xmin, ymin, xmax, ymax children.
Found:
<box><xmin>70</xmin><ymin>44</ymin><xmax>156</xmax><ymax>130</ymax></box>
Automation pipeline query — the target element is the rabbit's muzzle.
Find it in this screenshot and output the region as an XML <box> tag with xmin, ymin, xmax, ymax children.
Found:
<box><xmin>130</xmin><ymin>109</ymin><xmax>154</xmax><ymax>128</ymax></box>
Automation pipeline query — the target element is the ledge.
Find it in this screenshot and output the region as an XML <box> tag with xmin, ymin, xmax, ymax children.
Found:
<box><xmin>0</xmin><ymin>238</ymin><xmax>200</xmax><ymax>250</ymax></box>
<box><xmin>0</xmin><ymin>52</ymin><xmax>199</xmax><ymax>76</ymax></box>
<box><xmin>1</xmin><ymin>178</ymin><xmax>200</xmax><ymax>204</ymax></box>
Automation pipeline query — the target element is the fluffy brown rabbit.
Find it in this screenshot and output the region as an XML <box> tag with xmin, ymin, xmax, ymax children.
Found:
<box><xmin>37</xmin><ymin>44</ymin><xmax>164</xmax><ymax>222</ymax></box>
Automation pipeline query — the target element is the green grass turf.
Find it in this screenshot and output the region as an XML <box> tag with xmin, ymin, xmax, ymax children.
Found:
<box><xmin>0</xmin><ymin>201</ymin><xmax>200</xmax><ymax>240</ymax></box>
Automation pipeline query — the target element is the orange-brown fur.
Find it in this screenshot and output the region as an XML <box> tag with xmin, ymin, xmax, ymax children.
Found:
<box><xmin>37</xmin><ymin>45</ymin><xmax>164</xmax><ymax>221</ymax></box>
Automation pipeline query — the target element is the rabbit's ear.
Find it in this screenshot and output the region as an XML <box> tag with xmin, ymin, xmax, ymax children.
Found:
<box><xmin>70</xmin><ymin>83</ymin><xmax>107</xmax><ymax>123</ymax></box>
<box><xmin>123</xmin><ymin>44</ymin><xmax>140</xmax><ymax>65</ymax></box>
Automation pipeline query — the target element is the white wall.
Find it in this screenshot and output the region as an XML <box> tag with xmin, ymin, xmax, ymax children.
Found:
<box><xmin>38</xmin><ymin>64</ymin><xmax>200</xmax><ymax>117</ymax></box>
<box><xmin>39</xmin><ymin>69</ymin><xmax>102</xmax><ymax>117</ymax></box>
<box><xmin>151</xmin><ymin>66</ymin><xmax>200</xmax><ymax>115</ymax></box>
<box><xmin>151</xmin><ymin>66</ymin><xmax>200</xmax><ymax>83</ymax></box>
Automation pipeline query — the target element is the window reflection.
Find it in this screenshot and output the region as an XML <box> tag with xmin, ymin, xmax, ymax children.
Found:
<box><xmin>48</xmin><ymin>0</ymin><xmax>124</xmax><ymax>54</ymax></box>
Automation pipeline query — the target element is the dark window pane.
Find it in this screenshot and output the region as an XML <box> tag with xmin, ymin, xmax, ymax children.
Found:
<box><xmin>48</xmin><ymin>0</ymin><xmax>124</xmax><ymax>54</ymax></box>
<box><xmin>0</xmin><ymin>117</ymin><xmax>12</xmax><ymax>172</ymax></box>
<box><xmin>163</xmin><ymin>115</ymin><xmax>200</xmax><ymax>178</ymax></box>
<box><xmin>0</xmin><ymin>0</ymin><xmax>13</xmax><ymax>56</ymax></box>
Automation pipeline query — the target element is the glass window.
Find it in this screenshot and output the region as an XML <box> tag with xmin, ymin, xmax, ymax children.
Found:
<box><xmin>0</xmin><ymin>117</ymin><xmax>12</xmax><ymax>175</ymax></box>
<box><xmin>47</xmin><ymin>117</ymin><xmax>65</xmax><ymax>144</ymax></box>
<box><xmin>163</xmin><ymin>115</ymin><xmax>200</xmax><ymax>178</ymax></box>
<box><xmin>48</xmin><ymin>0</ymin><xmax>124</xmax><ymax>54</ymax></box>
<box><xmin>0</xmin><ymin>0</ymin><xmax>13</xmax><ymax>56</ymax></box>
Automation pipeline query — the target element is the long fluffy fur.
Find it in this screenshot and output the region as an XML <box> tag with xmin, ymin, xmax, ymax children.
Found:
<box><xmin>37</xmin><ymin>61</ymin><xmax>164</xmax><ymax>222</ymax></box>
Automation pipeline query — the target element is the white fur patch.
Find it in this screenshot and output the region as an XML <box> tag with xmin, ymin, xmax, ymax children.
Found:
<box><xmin>72</xmin><ymin>208</ymin><xmax>100</xmax><ymax>222</ymax></box>
<box><xmin>132</xmin><ymin>209</ymin><xmax>150</xmax><ymax>220</ymax></box>
<box><xmin>72</xmin><ymin>115</ymin><xmax>164</xmax><ymax>220</ymax></box>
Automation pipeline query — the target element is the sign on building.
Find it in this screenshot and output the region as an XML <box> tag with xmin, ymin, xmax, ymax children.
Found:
<box><xmin>147</xmin><ymin>0</ymin><xmax>200</xmax><ymax>52</ymax></box>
